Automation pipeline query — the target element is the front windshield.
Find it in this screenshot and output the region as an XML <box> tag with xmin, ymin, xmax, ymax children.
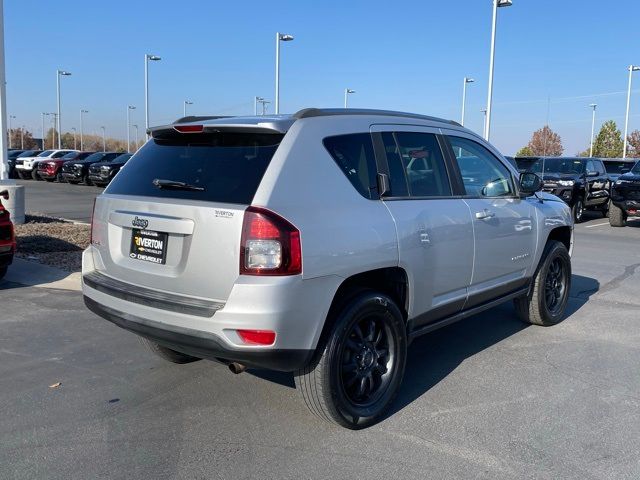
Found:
<box><xmin>632</xmin><ymin>161</ymin><xmax>640</xmax><ymax>175</ymax></box>
<box><xmin>529</xmin><ymin>158</ymin><xmax>585</xmax><ymax>175</ymax></box>
<box><xmin>37</xmin><ymin>150</ymin><xmax>54</xmax><ymax>157</ymax></box>
<box><xmin>17</xmin><ymin>150</ymin><xmax>39</xmax><ymax>158</ymax></box>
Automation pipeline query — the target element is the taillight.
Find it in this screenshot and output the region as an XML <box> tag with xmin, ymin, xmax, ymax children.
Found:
<box><xmin>240</xmin><ymin>206</ymin><xmax>301</xmax><ymax>276</ymax></box>
<box><xmin>237</xmin><ymin>329</ymin><xmax>276</xmax><ymax>346</ymax></box>
<box><xmin>89</xmin><ymin>198</ymin><xmax>97</xmax><ymax>244</ymax></box>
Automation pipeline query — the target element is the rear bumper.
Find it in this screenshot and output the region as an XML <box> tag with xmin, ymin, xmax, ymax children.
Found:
<box><xmin>0</xmin><ymin>250</ymin><xmax>14</xmax><ymax>268</ymax></box>
<box><xmin>84</xmin><ymin>295</ymin><xmax>313</xmax><ymax>371</ymax></box>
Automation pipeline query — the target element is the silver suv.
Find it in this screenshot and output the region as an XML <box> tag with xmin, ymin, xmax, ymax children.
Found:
<box><xmin>83</xmin><ymin>108</ymin><xmax>573</xmax><ymax>429</ymax></box>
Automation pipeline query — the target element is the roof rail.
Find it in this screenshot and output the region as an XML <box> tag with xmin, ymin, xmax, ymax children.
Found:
<box><xmin>293</xmin><ymin>108</ymin><xmax>461</xmax><ymax>126</ymax></box>
<box><xmin>173</xmin><ymin>115</ymin><xmax>231</xmax><ymax>124</ymax></box>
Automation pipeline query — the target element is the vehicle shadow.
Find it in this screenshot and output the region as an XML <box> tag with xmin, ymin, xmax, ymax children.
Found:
<box><xmin>384</xmin><ymin>273</ymin><xmax>599</xmax><ymax>419</ymax></box>
<box><xmin>248</xmin><ymin>275</ymin><xmax>600</xmax><ymax>397</ymax></box>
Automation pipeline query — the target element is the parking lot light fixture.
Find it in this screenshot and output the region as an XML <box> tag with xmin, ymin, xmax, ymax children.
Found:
<box><xmin>461</xmin><ymin>77</ymin><xmax>474</xmax><ymax>126</ymax></box>
<box><xmin>56</xmin><ymin>69</ymin><xmax>72</xmax><ymax>149</ymax></box>
<box><xmin>254</xmin><ymin>96</ymin><xmax>264</xmax><ymax>116</ymax></box>
<box><xmin>183</xmin><ymin>100</ymin><xmax>193</xmax><ymax>117</ymax></box>
<box><xmin>20</xmin><ymin>125</ymin><xmax>24</xmax><ymax>149</ymax></box>
<box><xmin>258</xmin><ymin>99</ymin><xmax>270</xmax><ymax>115</ymax></box>
<box><xmin>623</xmin><ymin>65</ymin><xmax>640</xmax><ymax>158</ymax></box>
<box><xmin>144</xmin><ymin>54</ymin><xmax>161</xmax><ymax>138</ymax></box>
<box><xmin>344</xmin><ymin>89</ymin><xmax>355</xmax><ymax>108</ymax></box>
<box><xmin>71</xmin><ymin>127</ymin><xmax>77</xmax><ymax>150</ymax></box>
<box><xmin>127</xmin><ymin>105</ymin><xmax>136</xmax><ymax>153</ymax></box>
<box><xmin>589</xmin><ymin>104</ymin><xmax>597</xmax><ymax>157</ymax></box>
<box><xmin>275</xmin><ymin>33</ymin><xmax>294</xmax><ymax>114</ymax></box>
<box><xmin>100</xmin><ymin>126</ymin><xmax>106</xmax><ymax>152</ymax></box>
<box><xmin>484</xmin><ymin>0</ymin><xmax>512</xmax><ymax>141</ymax></box>
<box><xmin>79</xmin><ymin>110</ymin><xmax>88</xmax><ymax>150</ymax></box>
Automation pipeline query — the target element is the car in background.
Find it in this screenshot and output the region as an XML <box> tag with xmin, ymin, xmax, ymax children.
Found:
<box><xmin>12</xmin><ymin>150</ymin><xmax>43</xmax><ymax>179</ymax></box>
<box><xmin>0</xmin><ymin>189</ymin><xmax>16</xmax><ymax>281</ymax></box>
<box><xmin>7</xmin><ymin>150</ymin><xmax>26</xmax><ymax>178</ymax></box>
<box><xmin>16</xmin><ymin>149</ymin><xmax>77</xmax><ymax>180</ymax></box>
<box><xmin>518</xmin><ymin>156</ymin><xmax>610</xmax><ymax>223</ymax></box>
<box><xmin>37</xmin><ymin>151</ymin><xmax>95</xmax><ymax>182</ymax></box>
<box><xmin>609</xmin><ymin>160</ymin><xmax>640</xmax><ymax>227</ymax></box>
<box><xmin>601</xmin><ymin>158</ymin><xmax>636</xmax><ymax>182</ymax></box>
<box><xmin>88</xmin><ymin>153</ymin><xmax>132</xmax><ymax>187</ymax></box>
<box><xmin>61</xmin><ymin>151</ymin><xmax>122</xmax><ymax>185</ymax></box>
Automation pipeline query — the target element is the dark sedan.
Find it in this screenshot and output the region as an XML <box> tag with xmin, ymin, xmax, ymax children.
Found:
<box><xmin>88</xmin><ymin>153</ymin><xmax>133</xmax><ymax>187</ymax></box>
<box><xmin>61</xmin><ymin>152</ymin><xmax>122</xmax><ymax>185</ymax></box>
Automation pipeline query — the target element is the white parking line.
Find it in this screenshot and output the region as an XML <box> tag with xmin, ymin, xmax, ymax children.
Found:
<box><xmin>584</xmin><ymin>222</ymin><xmax>610</xmax><ymax>228</ymax></box>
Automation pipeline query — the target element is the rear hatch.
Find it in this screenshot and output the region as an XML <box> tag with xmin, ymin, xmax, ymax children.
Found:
<box><xmin>90</xmin><ymin>127</ymin><xmax>284</xmax><ymax>303</ymax></box>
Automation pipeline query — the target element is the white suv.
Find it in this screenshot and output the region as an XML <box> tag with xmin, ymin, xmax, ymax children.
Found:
<box><xmin>83</xmin><ymin>109</ymin><xmax>573</xmax><ymax>429</ymax></box>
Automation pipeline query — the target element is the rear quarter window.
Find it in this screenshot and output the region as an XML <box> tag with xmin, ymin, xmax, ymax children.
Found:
<box><xmin>323</xmin><ymin>133</ymin><xmax>378</xmax><ymax>199</ymax></box>
<box><xmin>105</xmin><ymin>131</ymin><xmax>283</xmax><ymax>205</ymax></box>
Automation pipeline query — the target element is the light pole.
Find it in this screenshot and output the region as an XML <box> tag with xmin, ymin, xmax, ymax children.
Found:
<box><xmin>71</xmin><ymin>127</ymin><xmax>77</xmax><ymax>150</ymax></box>
<box><xmin>258</xmin><ymin>99</ymin><xmax>270</xmax><ymax>115</ymax></box>
<box><xmin>623</xmin><ymin>65</ymin><xmax>640</xmax><ymax>158</ymax></box>
<box><xmin>100</xmin><ymin>126</ymin><xmax>106</xmax><ymax>152</ymax></box>
<box><xmin>20</xmin><ymin>125</ymin><xmax>24</xmax><ymax>149</ymax></box>
<box><xmin>79</xmin><ymin>109</ymin><xmax>88</xmax><ymax>150</ymax></box>
<box><xmin>56</xmin><ymin>69</ymin><xmax>72</xmax><ymax>149</ymax></box>
<box><xmin>254</xmin><ymin>96</ymin><xmax>264</xmax><ymax>116</ymax></box>
<box><xmin>275</xmin><ymin>32</ymin><xmax>294</xmax><ymax>114</ymax></box>
<box><xmin>461</xmin><ymin>77</ymin><xmax>474</xmax><ymax>126</ymax></box>
<box><xmin>127</xmin><ymin>105</ymin><xmax>136</xmax><ymax>153</ymax></box>
<box><xmin>344</xmin><ymin>88</ymin><xmax>355</xmax><ymax>108</ymax></box>
<box><xmin>589</xmin><ymin>103</ymin><xmax>597</xmax><ymax>157</ymax></box>
<box><xmin>481</xmin><ymin>108</ymin><xmax>487</xmax><ymax>136</ymax></box>
<box><xmin>183</xmin><ymin>100</ymin><xmax>193</xmax><ymax>117</ymax></box>
<box><xmin>144</xmin><ymin>54</ymin><xmax>161</xmax><ymax>138</ymax></box>
<box><xmin>484</xmin><ymin>0</ymin><xmax>512</xmax><ymax>141</ymax></box>
<box><xmin>8</xmin><ymin>114</ymin><xmax>14</xmax><ymax>148</ymax></box>
<box><xmin>132</xmin><ymin>124</ymin><xmax>139</xmax><ymax>151</ymax></box>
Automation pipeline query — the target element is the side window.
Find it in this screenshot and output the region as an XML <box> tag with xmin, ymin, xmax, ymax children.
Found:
<box><xmin>323</xmin><ymin>133</ymin><xmax>378</xmax><ymax>199</ymax></box>
<box><xmin>383</xmin><ymin>132</ymin><xmax>451</xmax><ymax>197</ymax></box>
<box><xmin>596</xmin><ymin>160</ymin><xmax>605</xmax><ymax>175</ymax></box>
<box><xmin>448</xmin><ymin>136</ymin><xmax>514</xmax><ymax>197</ymax></box>
<box><xmin>585</xmin><ymin>160</ymin><xmax>596</xmax><ymax>174</ymax></box>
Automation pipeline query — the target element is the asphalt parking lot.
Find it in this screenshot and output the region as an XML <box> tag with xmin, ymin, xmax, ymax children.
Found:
<box><xmin>2</xmin><ymin>182</ymin><xmax>640</xmax><ymax>479</ymax></box>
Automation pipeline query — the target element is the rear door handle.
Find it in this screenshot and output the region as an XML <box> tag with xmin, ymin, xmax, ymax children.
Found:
<box><xmin>475</xmin><ymin>209</ymin><xmax>495</xmax><ymax>220</ymax></box>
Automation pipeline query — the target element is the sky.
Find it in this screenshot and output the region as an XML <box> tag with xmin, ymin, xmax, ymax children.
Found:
<box><xmin>5</xmin><ymin>0</ymin><xmax>640</xmax><ymax>155</ymax></box>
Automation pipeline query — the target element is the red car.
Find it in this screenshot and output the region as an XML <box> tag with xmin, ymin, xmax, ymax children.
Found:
<box><xmin>0</xmin><ymin>190</ymin><xmax>16</xmax><ymax>280</ymax></box>
<box><xmin>37</xmin><ymin>151</ymin><xmax>94</xmax><ymax>182</ymax></box>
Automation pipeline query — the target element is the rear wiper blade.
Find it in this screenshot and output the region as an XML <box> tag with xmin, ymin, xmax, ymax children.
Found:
<box><xmin>152</xmin><ymin>178</ymin><xmax>205</xmax><ymax>191</ymax></box>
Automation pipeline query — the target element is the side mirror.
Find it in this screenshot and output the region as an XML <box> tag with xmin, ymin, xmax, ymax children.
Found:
<box><xmin>0</xmin><ymin>190</ymin><xmax>8</xmax><ymax>201</ymax></box>
<box><xmin>519</xmin><ymin>172</ymin><xmax>542</xmax><ymax>196</ymax></box>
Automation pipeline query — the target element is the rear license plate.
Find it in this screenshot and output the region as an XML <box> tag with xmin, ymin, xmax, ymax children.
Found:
<box><xmin>130</xmin><ymin>229</ymin><xmax>168</xmax><ymax>264</ymax></box>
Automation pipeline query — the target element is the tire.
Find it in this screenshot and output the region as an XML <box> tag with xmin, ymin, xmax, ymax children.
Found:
<box><xmin>16</xmin><ymin>170</ymin><xmax>27</xmax><ymax>180</ymax></box>
<box><xmin>514</xmin><ymin>240</ymin><xmax>571</xmax><ymax>326</ymax></box>
<box><xmin>294</xmin><ymin>291</ymin><xmax>407</xmax><ymax>429</ymax></box>
<box><xmin>0</xmin><ymin>266</ymin><xmax>6</xmax><ymax>280</ymax></box>
<box><xmin>609</xmin><ymin>201</ymin><xmax>626</xmax><ymax>227</ymax></box>
<box><xmin>56</xmin><ymin>173</ymin><xmax>65</xmax><ymax>183</ymax></box>
<box><xmin>572</xmin><ymin>198</ymin><xmax>584</xmax><ymax>223</ymax></box>
<box><xmin>601</xmin><ymin>202</ymin><xmax>609</xmax><ymax>218</ymax></box>
<box><xmin>82</xmin><ymin>174</ymin><xmax>93</xmax><ymax>186</ymax></box>
<box><xmin>31</xmin><ymin>169</ymin><xmax>41</xmax><ymax>181</ymax></box>
<box><xmin>138</xmin><ymin>337</ymin><xmax>200</xmax><ymax>364</ymax></box>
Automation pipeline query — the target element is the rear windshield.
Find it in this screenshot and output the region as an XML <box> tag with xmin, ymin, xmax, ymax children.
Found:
<box><xmin>106</xmin><ymin>132</ymin><xmax>283</xmax><ymax>204</ymax></box>
<box><xmin>604</xmin><ymin>161</ymin><xmax>634</xmax><ymax>174</ymax></box>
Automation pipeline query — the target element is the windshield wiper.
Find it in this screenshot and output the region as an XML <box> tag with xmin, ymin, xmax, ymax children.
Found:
<box><xmin>152</xmin><ymin>178</ymin><xmax>205</xmax><ymax>191</ymax></box>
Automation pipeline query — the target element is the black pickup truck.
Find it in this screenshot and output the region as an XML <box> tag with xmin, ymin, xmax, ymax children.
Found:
<box><xmin>609</xmin><ymin>160</ymin><xmax>640</xmax><ymax>227</ymax></box>
<box><xmin>514</xmin><ymin>156</ymin><xmax>610</xmax><ymax>223</ymax></box>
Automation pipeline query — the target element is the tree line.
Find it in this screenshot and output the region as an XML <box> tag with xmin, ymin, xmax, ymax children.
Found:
<box><xmin>516</xmin><ymin>121</ymin><xmax>640</xmax><ymax>158</ymax></box>
<box><xmin>7</xmin><ymin>127</ymin><xmax>141</xmax><ymax>153</ymax></box>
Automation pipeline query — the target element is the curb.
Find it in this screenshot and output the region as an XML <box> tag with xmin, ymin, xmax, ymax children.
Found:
<box><xmin>3</xmin><ymin>258</ymin><xmax>81</xmax><ymax>292</ymax></box>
